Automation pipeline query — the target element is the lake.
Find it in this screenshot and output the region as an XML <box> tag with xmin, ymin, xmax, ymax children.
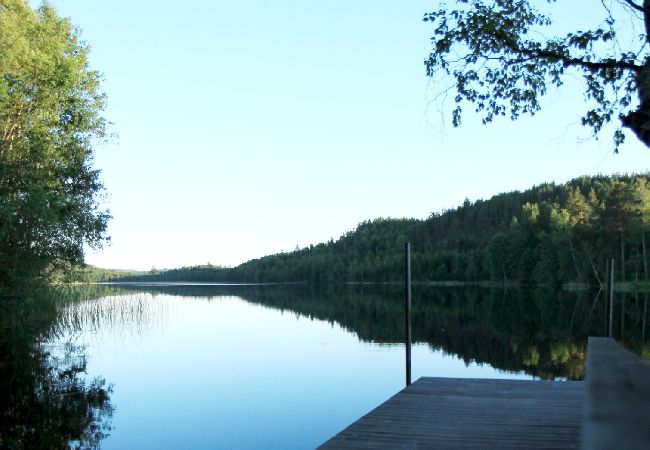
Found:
<box><xmin>1</xmin><ymin>284</ymin><xmax>647</xmax><ymax>449</ymax></box>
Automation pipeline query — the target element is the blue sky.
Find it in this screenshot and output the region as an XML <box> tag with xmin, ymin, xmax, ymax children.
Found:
<box><xmin>42</xmin><ymin>0</ymin><xmax>650</xmax><ymax>270</ymax></box>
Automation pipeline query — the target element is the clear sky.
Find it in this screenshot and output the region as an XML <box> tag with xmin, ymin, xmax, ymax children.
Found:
<box><xmin>41</xmin><ymin>0</ymin><xmax>650</xmax><ymax>271</ymax></box>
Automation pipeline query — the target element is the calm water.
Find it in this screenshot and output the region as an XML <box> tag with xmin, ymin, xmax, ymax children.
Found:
<box><xmin>2</xmin><ymin>284</ymin><xmax>648</xmax><ymax>449</ymax></box>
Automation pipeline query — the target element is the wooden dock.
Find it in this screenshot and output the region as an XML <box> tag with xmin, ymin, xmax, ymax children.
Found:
<box><xmin>582</xmin><ymin>337</ymin><xmax>650</xmax><ymax>449</ymax></box>
<box><xmin>319</xmin><ymin>377</ymin><xmax>584</xmax><ymax>449</ymax></box>
<box><xmin>320</xmin><ymin>337</ymin><xmax>650</xmax><ymax>449</ymax></box>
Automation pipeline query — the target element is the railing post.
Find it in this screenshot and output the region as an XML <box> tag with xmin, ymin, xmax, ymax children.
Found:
<box><xmin>405</xmin><ymin>242</ymin><xmax>412</xmax><ymax>386</ymax></box>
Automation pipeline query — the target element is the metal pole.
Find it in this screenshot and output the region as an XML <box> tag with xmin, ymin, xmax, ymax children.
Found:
<box><xmin>608</xmin><ymin>258</ymin><xmax>615</xmax><ymax>338</ymax></box>
<box><xmin>405</xmin><ymin>242</ymin><xmax>412</xmax><ymax>386</ymax></box>
<box><xmin>604</xmin><ymin>259</ymin><xmax>610</xmax><ymax>336</ymax></box>
<box><xmin>621</xmin><ymin>290</ymin><xmax>626</xmax><ymax>341</ymax></box>
<box><xmin>641</xmin><ymin>292</ymin><xmax>648</xmax><ymax>347</ymax></box>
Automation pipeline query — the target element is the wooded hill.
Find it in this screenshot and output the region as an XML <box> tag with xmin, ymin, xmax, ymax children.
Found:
<box><xmin>116</xmin><ymin>174</ymin><xmax>650</xmax><ymax>287</ymax></box>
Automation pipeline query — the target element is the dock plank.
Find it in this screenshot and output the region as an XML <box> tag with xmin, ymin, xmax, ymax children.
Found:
<box><xmin>319</xmin><ymin>377</ymin><xmax>584</xmax><ymax>449</ymax></box>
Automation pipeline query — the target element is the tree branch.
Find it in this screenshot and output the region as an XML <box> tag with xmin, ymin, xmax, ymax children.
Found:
<box><xmin>621</xmin><ymin>0</ymin><xmax>645</xmax><ymax>12</ymax></box>
<box><xmin>511</xmin><ymin>46</ymin><xmax>641</xmax><ymax>73</ymax></box>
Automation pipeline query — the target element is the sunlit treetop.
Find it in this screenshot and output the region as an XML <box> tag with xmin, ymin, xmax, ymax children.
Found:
<box><xmin>0</xmin><ymin>0</ymin><xmax>110</xmax><ymax>291</ymax></box>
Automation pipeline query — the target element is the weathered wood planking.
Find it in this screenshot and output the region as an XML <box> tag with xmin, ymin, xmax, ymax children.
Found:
<box><xmin>319</xmin><ymin>377</ymin><xmax>584</xmax><ymax>449</ymax></box>
<box><xmin>582</xmin><ymin>337</ymin><xmax>650</xmax><ymax>450</ymax></box>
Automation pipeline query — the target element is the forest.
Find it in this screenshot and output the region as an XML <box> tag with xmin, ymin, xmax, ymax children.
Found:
<box><xmin>113</xmin><ymin>174</ymin><xmax>650</xmax><ymax>287</ymax></box>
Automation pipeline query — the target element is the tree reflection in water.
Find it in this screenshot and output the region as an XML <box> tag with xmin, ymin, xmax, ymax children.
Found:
<box><xmin>0</xmin><ymin>289</ymin><xmax>113</xmax><ymax>449</ymax></box>
<box><xmin>103</xmin><ymin>283</ymin><xmax>649</xmax><ymax>380</ymax></box>
<box><xmin>3</xmin><ymin>281</ymin><xmax>645</xmax><ymax>449</ymax></box>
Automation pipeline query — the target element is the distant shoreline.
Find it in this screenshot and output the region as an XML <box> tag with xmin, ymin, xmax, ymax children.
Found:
<box><xmin>66</xmin><ymin>279</ymin><xmax>650</xmax><ymax>292</ymax></box>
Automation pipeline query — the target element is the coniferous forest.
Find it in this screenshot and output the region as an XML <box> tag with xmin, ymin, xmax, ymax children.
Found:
<box><xmin>116</xmin><ymin>174</ymin><xmax>650</xmax><ymax>287</ymax></box>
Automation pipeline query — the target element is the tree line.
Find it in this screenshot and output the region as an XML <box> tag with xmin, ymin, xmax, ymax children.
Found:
<box><xmin>115</xmin><ymin>174</ymin><xmax>650</xmax><ymax>287</ymax></box>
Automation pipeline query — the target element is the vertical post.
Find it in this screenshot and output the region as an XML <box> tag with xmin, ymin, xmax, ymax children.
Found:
<box><xmin>608</xmin><ymin>258</ymin><xmax>615</xmax><ymax>338</ymax></box>
<box><xmin>405</xmin><ymin>242</ymin><xmax>412</xmax><ymax>386</ymax></box>
<box><xmin>604</xmin><ymin>260</ymin><xmax>610</xmax><ymax>336</ymax></box>
<box><xmin>643</xmin><ymin>293</ymin><xmax>647</xmax><ymax>347</ymax></box>
<box><xmin>621</xmin><ymin>291</ymin><xmax>626</xmax><ymax>341</ymax></box>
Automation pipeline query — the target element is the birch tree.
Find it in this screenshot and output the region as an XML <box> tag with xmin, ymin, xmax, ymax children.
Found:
<box><xmin>424</xmin><ymin>0</ymin><xmax>650</xmax><ymax>151</ymax></box>
<box><xmin>0</xmin><ymin>0</ymin><xmax>110</xmax><ymax>290</ymax></box>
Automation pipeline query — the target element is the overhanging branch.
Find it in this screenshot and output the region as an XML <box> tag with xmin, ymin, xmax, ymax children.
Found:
<box><xmin>510</xmin><ymin>46</ymin><xmax>641</xmax><ymax>73</ymax></box>
<box><xmin>621</xmin><ymin>0</ymin><xmax>644</xmax><ymax>13</ymax></box>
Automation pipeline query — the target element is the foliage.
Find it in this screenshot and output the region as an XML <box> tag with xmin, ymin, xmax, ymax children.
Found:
<box><xmin>119</xmin><ymin>174</ymin><xmax>650</xmax><ymax>288</ymax></box>
<box><xmin>0</xmin><ymin>0</ymin><xmax>110</xmax><ymax>293</ymax></box>
<box><xmin>423</xmin><ymin>0</ymin><xmax>650</xmax><ymax>151</ymax></box>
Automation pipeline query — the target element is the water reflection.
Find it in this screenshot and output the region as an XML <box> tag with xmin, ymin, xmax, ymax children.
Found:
<box><xmin>6</xmin><ymin>284</ymin><xmax>646</xmax><ymax>449</ymax></box>
<box><xmin>0</xmin><ymin>288</ymin><xmax>113</xmax><ymax>449</ymax></box>
<box><xmin>607</xmin><ymin>290</ymin><xmax>649</xmax><ymax>358</ymax></box>
<box><xmin>56</xmin><ymin>292</ymin><xmax>174</xmax><ymax>341</ymax></box>
<box><xmin>64</xmin><ymin>283</ymin><xmax>649</xmax><ymax>381</ymax></box>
